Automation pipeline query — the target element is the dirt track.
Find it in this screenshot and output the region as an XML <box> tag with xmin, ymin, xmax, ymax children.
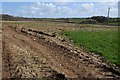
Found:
<box><xmin>2</xmin><ymin>24</ymin><xmax>120</xmax><ymax>79</ymax></box>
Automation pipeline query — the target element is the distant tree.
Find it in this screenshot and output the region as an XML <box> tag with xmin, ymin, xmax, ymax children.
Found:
<box><xmin>91</xmin><ymin>16</ymin><xmax>108</xmax><ymax>23</ymax></box>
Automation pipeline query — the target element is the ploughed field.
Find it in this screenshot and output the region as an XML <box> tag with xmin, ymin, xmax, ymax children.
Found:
<box><xmin>2</xmin><ymin>21</ymin><xmax>120</xmax><ymax>79</ymax></box>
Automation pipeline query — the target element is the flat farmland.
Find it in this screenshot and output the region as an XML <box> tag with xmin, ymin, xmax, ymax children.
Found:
<box><xmin>2</xmin><ymin>21</ymin><xmax>120</xmax><ymax>79</ymax></box>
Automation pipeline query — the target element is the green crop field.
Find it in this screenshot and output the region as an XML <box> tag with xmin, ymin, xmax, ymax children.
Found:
<box><xmin>62</xmin><ymin>29</ymin><xmax>119</xmax><ymax>65</ymax></box>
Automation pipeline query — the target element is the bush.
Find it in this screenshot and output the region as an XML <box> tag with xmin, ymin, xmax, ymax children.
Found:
<box><xmin>91</xmin><ymin>16</ymin><xmax>108</xmax><ymax>23</ymax></box>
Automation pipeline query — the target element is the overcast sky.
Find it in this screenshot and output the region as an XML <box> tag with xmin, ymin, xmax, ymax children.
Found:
<box><xmin>1</xmin><ymin>1</ymin><xmax>119</xmax><ymax>18</ymax></box>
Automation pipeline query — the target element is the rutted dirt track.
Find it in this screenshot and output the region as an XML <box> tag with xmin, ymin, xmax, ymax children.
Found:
<box><xmin>2</xmin><ymin>24</ymin><xmax>120</xmax><ymax>79</ymax></box>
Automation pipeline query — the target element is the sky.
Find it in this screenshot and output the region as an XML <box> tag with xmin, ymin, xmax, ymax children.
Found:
<box><xmin>1</xmin><ymin>1</ymin><xmax>119</xmax><ymax>18</ymax></box>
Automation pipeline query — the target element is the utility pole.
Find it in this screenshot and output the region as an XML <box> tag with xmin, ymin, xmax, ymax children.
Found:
<box><xmin>107</xmin><ymin>8</ymin><xmax>110</xmax><ymax>23</ymax></box>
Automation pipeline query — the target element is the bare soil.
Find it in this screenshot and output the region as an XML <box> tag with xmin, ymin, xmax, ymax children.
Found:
<box><xmin>2</xmin><ymin>24</ymin><xmax>120</xmax><ymax>79</ymax></box>
<box><xmin>0</xmin><ymin>23</ymin><xmax>2</xmax><ymax>79</ymax></box>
